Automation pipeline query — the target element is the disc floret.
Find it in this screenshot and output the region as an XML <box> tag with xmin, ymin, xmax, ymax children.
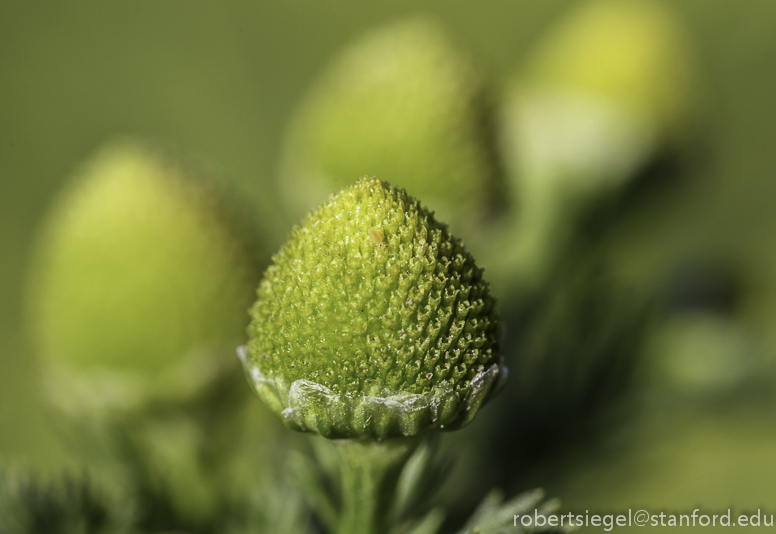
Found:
<box><xmin>243</xmin><ymin>177</ymin><xmax>504</xmax><ymax>439</ymax></box>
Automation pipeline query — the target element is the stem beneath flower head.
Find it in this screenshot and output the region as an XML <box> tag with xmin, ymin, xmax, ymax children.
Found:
<box><xmin>333</xmin><ymin>437</ymin><xmax>419</xmax><ymax>534</ymax></box>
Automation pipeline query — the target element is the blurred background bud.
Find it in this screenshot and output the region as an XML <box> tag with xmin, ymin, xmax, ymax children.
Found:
<box><xmin>645</xmin><ymin>314</ymin><xmax>765</xmax><ymax>398</ymax></box>
<box><xmin>278</xmin><ymin>17</ymin><xmax>504</xmax><ymax>240</ymax></box>
<box><xmin>504</xmin><ymin>0</ymin><xmax>695</xmax><ymax>189</ymax></box>
<box><xmin>24</xmin><ymin>140</ymin><xmax>281</xmax><ymax>530</ymax></box>
<box><xmin>640</xmin><ymin>258</ymin><xmax>773</xmax><ymax>404</ymax></box>
<box><xmin>486</xmin><ymin>0</ymin><xmax>698</xmax><ymax>298</ymax></box>
<box><xmin>28</xmin><ymin>141</ymin><xmax>264</xmax><ymax>411</ymax></box>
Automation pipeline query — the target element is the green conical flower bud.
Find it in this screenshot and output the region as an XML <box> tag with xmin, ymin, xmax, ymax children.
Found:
<box><xmin>279</xmin><ymin>18</ymin><xmax>503</xmax><ymax>235</ymax></box>
<box><xmin>243</xmin><ymin>177</ymin><xmax>504</xmax><ymax>439</ymax></box>
<box><xmin>28</xmin><ymin>141</ymin><xmax>263</xmax><ymax>412</ymax></box>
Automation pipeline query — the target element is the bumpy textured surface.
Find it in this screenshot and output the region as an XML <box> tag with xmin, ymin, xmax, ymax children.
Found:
<box><xmin>245</xmin><ymin>177</ymin><xmax>503</xmax><ymax>439</ymax></box>
<box><xmin>280</xmin><ymin>18</ymin><xmax>502</xmax><ymax>232</ymax></box>
<box><xmin>29</xmin><ymin>141</ymin><xmax>262</xmax><ymax>410</ymax></box>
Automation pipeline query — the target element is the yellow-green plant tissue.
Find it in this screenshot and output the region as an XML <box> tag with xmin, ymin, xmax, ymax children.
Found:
<box><xmin>28</xmin><ymin>141</ymin><xmax>263</xmax><ymax>413</ymax></box>
<box><xmin>503</xmin><ymin>0</ymin><xmax>695</xmax><ymax>196</ymax></box>
<box><xmin>486</xmin><ymin>0</ymin><xmax>696</xmax><ymax>297</ymax></box>
<box><xmin>242</xmin><ymin>178</ymin><xmax>505</xmax><ymax>440</ymax></box>
<box><xmin>279</xmin><ymin>18</ymin><xmax>502</xmax><ymax>234</ymax></box>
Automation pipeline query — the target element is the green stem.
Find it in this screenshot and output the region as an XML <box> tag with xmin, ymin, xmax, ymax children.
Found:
<box><xmin>333</xmin><ymin>438</ymin><xmax>418</xmax><ymax>534</ymax></box>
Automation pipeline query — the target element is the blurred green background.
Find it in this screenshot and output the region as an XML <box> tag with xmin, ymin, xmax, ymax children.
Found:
<box><xmin>3</xmin><ymin>0</ymin><xmax>776</xmax><ymax>531</ymax></box>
